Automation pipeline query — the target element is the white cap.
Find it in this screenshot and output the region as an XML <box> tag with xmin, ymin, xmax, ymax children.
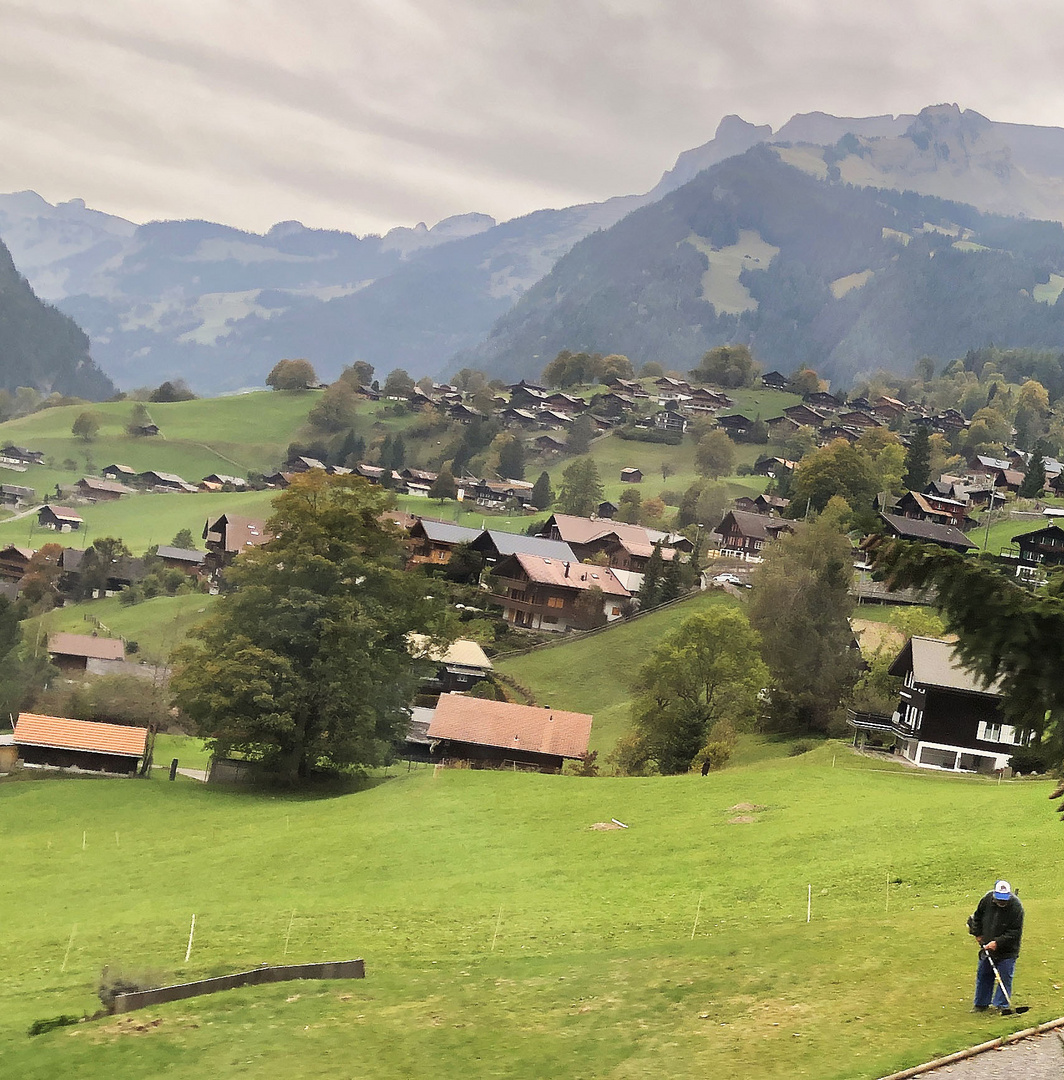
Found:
<box><xmin>993</xmin><ymin>880</ymin><xmax>1012</xmax><ymax>901</ymax></box>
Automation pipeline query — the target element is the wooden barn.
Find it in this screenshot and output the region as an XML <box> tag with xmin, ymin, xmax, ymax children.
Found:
<box><xmin>48</xmin><ymin>632</ymin><xmax>125</xmax><ymax>674</ymax></box>
<box><xmin>425</xmin><ymin>693</ymin><xmax>592</xmax><ymax>772</ymax></box>
<box><xmin>13</xmin><ymin>713</ymin><xmax>149</xmax><ymax>775</ymax></box>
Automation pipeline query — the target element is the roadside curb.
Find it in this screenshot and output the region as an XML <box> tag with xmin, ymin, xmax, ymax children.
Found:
<box><xmin>878</xmin><ymin>1015</ymin><xmax>1064</xmax><ymax>1079</ymax></box>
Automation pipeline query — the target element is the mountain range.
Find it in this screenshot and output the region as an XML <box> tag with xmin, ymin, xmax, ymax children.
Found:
<box><xmin>5</xmin><ymin>103</ymin><xmax>1064</xmax><ymax>394</ymax></box>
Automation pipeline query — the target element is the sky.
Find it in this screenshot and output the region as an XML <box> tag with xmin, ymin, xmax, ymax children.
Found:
<box><xmin>4</xmin><ymin>0</ymin><xmax>1064</xmax><ymax>237</ymax></box>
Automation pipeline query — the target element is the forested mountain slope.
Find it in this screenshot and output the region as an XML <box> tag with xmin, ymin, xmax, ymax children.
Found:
<box><xmin>0</xmin><ymin>236</ymin><xmax>113</xmax><ymax>399</ymax></box>
<box><xmin>456</xmin><ymin>147</ymin><xmax>1064</xmax><ymax>387</ymax></box>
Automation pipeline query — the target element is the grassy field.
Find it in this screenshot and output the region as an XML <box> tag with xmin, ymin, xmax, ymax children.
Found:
<box><xmin>1</xmin><ymin>753</ymin><xmax>1062</xmax><ymax>1080</ymax></box>
<box><xmin>497</xmin><ymin>590</ymin><xmax>739</xmax><ymax>755</ymax></box>
<box><xmin>0</xmin><ymin>391</ymin><xmax>321</xmax><ymax>499</ymax></box>
<box><xmin>0</xmin><ymin>489</ymin><xmax>279</xmax><ymax>555</ymax></box>
<box><xmin>25</xmin><ymin>593</ymin><xmax>219</xmax><ymax>664</ymax></box>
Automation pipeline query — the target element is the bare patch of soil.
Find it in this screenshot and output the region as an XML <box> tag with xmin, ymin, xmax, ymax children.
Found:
<box><xmin>728</xmin><ymin>815</ymin><xmax>757</xmax><ymax>824</ymax></box>
<box><xmin>590</xmin><ymin>822</ymin><xmax>624</xmax><ymax>830</ymax></box>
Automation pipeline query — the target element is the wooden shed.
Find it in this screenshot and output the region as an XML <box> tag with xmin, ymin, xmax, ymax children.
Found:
<box><xmin>14</xmin><ymin>713</ymin><xmax>148</xmax><ymax>775</ymax></box>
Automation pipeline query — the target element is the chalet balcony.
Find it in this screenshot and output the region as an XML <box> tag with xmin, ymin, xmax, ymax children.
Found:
<box><xmin>487</xmin><ymin>592</ymin><xmax>572</xmax><ymax>618</ymax></box>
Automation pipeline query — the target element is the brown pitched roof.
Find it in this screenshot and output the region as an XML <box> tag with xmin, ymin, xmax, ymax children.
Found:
<box><xmin>76</xmin><ymin>476</ymin><xmax>135</xmax><ymax>495</ymax></box>
<box><xmin>15</xmin><ymin>712</ymin><xmax>148</xmax><ymax>757</ymax></box>
<box><xmin>41</xmin><ymin>505</ymin><xmax>83</xmax><ymax>522</ymax></box>
<box><xmin>511</xmin><ymin>553</ymin><xmax>630</xmax><ymax>595</ymax></box>
<box><xmin>205</xmin><ymin>514</ymin><xmax>271</xmax><ymax>553</ymax></box>
<box><xmin>48</xmin><ymin>633</ymin><xmax>125</xmax><ymax>661</ymax></box>
<box><xmin>428</xmin><ymin>692</ymin><xmax>592</xmax><ymax>759</ymax></box>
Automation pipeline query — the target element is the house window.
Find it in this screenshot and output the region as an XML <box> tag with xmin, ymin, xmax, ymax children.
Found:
<box><xmin>611</xmin><ymin>607</ymin><xmax>621</xmax><ymax>616</ymax></box>
<box><xmin>547</xmin><ymin>596</ymin><xmax>565</xmax><ymax>609</ymax></box>
<box><xmin>543</xmin><ymin>615</ymin><xmax>558</xmax><ymax>624</ymax></box>
<box><xmin>978</xmin><ymin>721</ymin><xmax>1003</xmax><ymax>743</ymax></box>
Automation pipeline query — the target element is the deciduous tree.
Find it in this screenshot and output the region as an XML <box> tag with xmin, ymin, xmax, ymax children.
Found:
<box><xmin>171</xmin><ymin>473</ymin><xmax>451</xmax><ymax>783</ymax></box>
<box><xmin>748</xmin><ymin>502</ymin><xmax>861</xmax><ymax>734</ymax></box>
<box><xmin>695</xmin><ymin>429</ymin><xmax>735</xmax><ymax>479</ymax></box>
<box><xmin>71</xmin><ymin>410</ymin><xmax>100</xmax><ymax>442</ymax></box>
<box><xmin>266</xmin><ymin>358</ymin><xmax>317</xmax><ymax>390</ymax></box>
<box><xmin>630</xmin><ymin>609</ymin><xmax>767</xmax><ymax>774</ymax></box>
<box><xmin>557</xmin><ymin>458</ymin><xmax>603</xmax><ymax>517</ymax></box>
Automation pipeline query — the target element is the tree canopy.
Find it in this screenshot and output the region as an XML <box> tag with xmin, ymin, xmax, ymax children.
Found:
<box><xmin>630</xmin><ymin>609</ymin><xmax>767</xmax><ymax>774</ymax></box>
<box><xmin>557</xmin><ymin>458</ymin><xmax>604</xmax><ymax>517</ymax></box>
<box><xmin>748</xmin><ymin>503</ymin><xmax>861</xmax><ymax>734</ymax></box>
<box><xmin>266</xmin><ymin>358</ymin><xmax>318</xmax><ymax>390</ymax></box>
<box><xmin>171</xmin><ymin>473</ymin><xmax>451</xmax><ymax>783</ymax></box>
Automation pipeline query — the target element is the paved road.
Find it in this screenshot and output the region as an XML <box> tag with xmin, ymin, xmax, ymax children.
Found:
<box><xmin>925</xmin><ymin>1029</ymin><xmax>1064</xmax><ymax>1078</ymax></box>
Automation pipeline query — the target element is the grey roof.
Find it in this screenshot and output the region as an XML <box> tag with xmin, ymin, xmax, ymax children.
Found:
<box><xmin>480</xmin><ymin>531</ymin><xmax>577</xmax><ymax>561</ymax></box>
<box><xmin>890</xmin><ymin>636</ymin><xmax>1003</xmax><ymax>695</ymax></box>
<box><xmin>878</xmin><ymin>513</ymin><xmax>974</xmax><ymax>549</ymax></box>
<box><xmin>155</xmin><ymin>546</ymin><xmax>206</xmax><ymax>564</ymax></box>
<box><xmin>413</xmin><ymin>519</ymin><xmax>483</xmax><ymax>544</ymax></box>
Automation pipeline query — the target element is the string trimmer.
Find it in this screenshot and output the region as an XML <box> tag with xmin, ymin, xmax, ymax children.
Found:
<box><xmin>981</xmin><ymin>947</ymin><xmax>1029</xmax><ymax>1015</ymax></box>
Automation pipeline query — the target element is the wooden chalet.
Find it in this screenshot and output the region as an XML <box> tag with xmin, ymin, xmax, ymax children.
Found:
<box><xmin>0</xmin><ymin>545</ymin><xmax>34</xmax><ymax>582</ymax></box>
<box><xmin>713</xmin><ymin>509</ymin><xmax>798</xmax><ymax>561</ymax></box>
<box><xmin>136</xmin><ymin>470</ymin><xmax>197</xmax><ymax>493</ymax></box>
<box><xmin>595</xmin><ymin>392</ymin><xmax>638</xmax><ymax>417</ymax></box>
<box><xmin>59</xmin><ymin>548</ymin><xmax>146</xmax><ymax>596</ymax></box>
<box><xmin>765</xmin><ymin>415</ymin><xmax>800</xmax><ymax>437</ymax></box>
<box><xmin>533</xmin><ymin>434</ymin><xmax>566</xmax><ymax>453</ymax></box>
<box><xmin>285</xmin><ymin>456</ymin><xmax>327</xmax><ymax>473</ymax></box>
<box><xmin>202</xmin><ymin>513</ymin><xmax>271</xmax><ymax>570</ymax></box>
<box><xmin>14</xmin><ymin>712</ymin><xmax>148</xmax><ymax>775</ymax></box>
<box><xmin>872</xmin><ymin>637</ymin><xmax>1020</xmax><ymax>773</ymax></box>
<box><xmin>408</xmin><ymin>518</ymin><xmax>483</xmax><ymax>566</ymax></box>
<box><xmin>715</xmin><ymin>413</ymin><xmax>753</xmax><ymax>438</ymax></box>
<box><xmin>449</xmin><ymin>403</ymin><xmax>483</xmax><ymax>423</ymax></box>
<box><xmin>425</xmin><ymin>692</ymin><xmax>592</xmax><ymax>772</ymax></box>
<box><xmin>544</xmin><ymin>392</ymin><xmax>587</xmax><ymax>414</ymax></box>
<box><xmin>489</xmin><ymin>552</ymin><xmax>630</xmax><ymax>632</ymax></box>
<box><xmin>655</xmin><ymin>376</ymin><xmax>691</xmax><ymax>394</ymax></box>
<box><xmin>620</xmin><ymin>468</ymin><xmax>642</xmax><ymax>483</ymax></box>
<box><xmin>539</xmin><ymin>514</ymin><xmax>687</xmax><ymax>567</ymax></box>
<box><xmin>803</xmin><ymin>391</ymin><xmax>843</xmax><ymax>410</ymax></box>
<box><xmin>1</xmin><ymin>445</ymin><xmax>44</xmax><ymax>465</ymax></box>
<box><xmin>469</xmin><ymin>530</ymin><xmax>576</xmax><ymax>568</ymax></box>
<box><xmin>131</xmin><ymin>423</ymin><xmax>160</xmax><ymax>437</ymax></box>
<box><xmin>471</xmin><ymin>478</ymin><xmax>534</xmax><ymax>508</ymax></box>
<box><xmin>0</xmin><ymin>483</ymin><xmax>35</xmax><ymax>507</ymax></box>
<box><xmin>102</xmin><ymin>463</ymin><xmax>137</xmax><ymax>482</ymax></box>
<box><xmin>408</xmin><ymin>635</ymin><xmax>493</xmax><ymax>695</ymax></box>
<box><xmin>37</xmin><ymin>505</ymin><xmax>83</xmax><ymax>532</ymax></box>
<box><xmin>876</xmin><ymin>513</ymin><xmax>974</xmax><ymax>552</ymax></box>
<box><xmin>836</xmin><ymin>410</ymin><xmax>881</xmax><ymax>429</ymax></box>
<box><xmin>48</xmin><ymin>632</ymin><xmax>124</xmax><ymax>674</ymax></box>
<box><xmin>752</xmin><ymin>456</ymin><xmax>797</xmax><ymax>478</ymax></box>
<box><xmin>200</xmin><ymin>473</ymin><xmax>249</xmax><ymax>491</ymax></box>
<box><xmin>783</xmin><ymin>404</ymin><xmax>827</xmax><ymax>427</ymax></box>
<box><xmin>821</xmin><ymin>424</ymin><xmax>860</xmax><ymax>444</ymax></box>
<box><xmin>536</xmin><ymin>408</ymin><xmax>574</xmax><ymax>429</ymax></box>
<box><xmin>894</xmin><ymin>491</ymin><xmax>969</xmax><ymax>529</ymax></box>
<box><xmin>75</xmin><ymin>476</ymin><xmax>134</xmax><ymax>501</ymax></box>
<box><xmin>1012</xmin><ymin>523</ymin><xmax>1064</xmax><ymax>578</ymax></box>
<box><xmin>761</xmin><ymin>370</ymin><xmax>789</xmax><ymax>390</ymax></box>
<box><xmin>597</xmin><ymin>500</ymin><xmax>618</xmax><ymax>519</ymax></box>
<box><xmin>509</xmin><ymin>383</ymin><xmax>550</xmax><ymax>409</ymax></box>
<box><xmin>400</xmin><ymin>468</ymin><xmax>439</xmax><ymax>497</ymax></box>
<box><xmin>154</xmin><ymin>546</ymin><xmax>207</xmax><ymax>573</ymax></box>
<box><xmin>500</xmin><ymin>407</ymin><xmax>539</xmax><ymax>428</ymax></box>
<box><xmin>653</xmin><ymin>410</ymin><xmax>688</xmax><ymax>433</ymax></box>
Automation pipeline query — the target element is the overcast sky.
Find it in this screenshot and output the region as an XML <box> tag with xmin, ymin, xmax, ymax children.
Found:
<box><xmin>3</xmin><ymin>0</ymin><xmax>1064</xmax><ymax>236</ymax></box>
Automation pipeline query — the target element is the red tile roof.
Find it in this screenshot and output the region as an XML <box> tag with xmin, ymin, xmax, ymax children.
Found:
<box><xmin>428</xmin><ymin>693</ymin><xmax>592</xmax><ymax>759</ymax></box>
<box><xmin>48</xmin><ymin>632</ymin><xmax>125</xmax><ymax>661</ymax></box>
<box><xmin>15</xmin><ymin>713</ymin><xmax>148</xmax><ymax>757</ymax></box>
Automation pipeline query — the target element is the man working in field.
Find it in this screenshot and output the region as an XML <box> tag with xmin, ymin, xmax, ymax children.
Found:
<box><xmin>967</xmin><ymin>879</ymin><xmax>1024</xmax><ymax>1013</ymax></box>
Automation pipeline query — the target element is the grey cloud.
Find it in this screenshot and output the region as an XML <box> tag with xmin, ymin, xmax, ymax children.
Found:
<box><xmin>3</xmin><ymin>0</ymin><xmax>1064</xmax><ymax>235</ymax></box>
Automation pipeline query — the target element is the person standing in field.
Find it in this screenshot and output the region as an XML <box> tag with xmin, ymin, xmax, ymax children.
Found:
<box><xmin>967</xmin><ymin>879</ymin><xmax>1024</xmax><ymax>1012</ymax></box>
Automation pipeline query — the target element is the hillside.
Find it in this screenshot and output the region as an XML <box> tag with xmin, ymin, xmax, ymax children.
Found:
<box><xmin>0</xmin><ymin>237</ymin><xmax>113</xmax><ymax>400</ymax></box>
<box><xmin>457</xmin><ymin>147</ymin><xmax>1064</xmax><ymax>388</ymax></box>
<box><xmin>1</xmin><ymin>758</ymin><xmax>1061</xmax><ymax>1079</ymax></box>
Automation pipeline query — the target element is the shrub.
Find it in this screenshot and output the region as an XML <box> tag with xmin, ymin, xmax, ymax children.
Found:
<box><xmin>98</xmin><ymin>967</ymin><xmax>161</xmax><ymax>1013</ymax></box>
<box><xmin>1008</xmin><ymin>747</ymin><xmax>1051</xmax><ymax>774</ymax></box>
<box><xmin>789</xmin><ymin>740</ymin><xmax>815</xmax><ymax>756</ymax></box>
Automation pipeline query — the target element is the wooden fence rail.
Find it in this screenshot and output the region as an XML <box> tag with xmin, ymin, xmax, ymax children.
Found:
<box><xmin>112</xmin><ymin>959</ymin><xmax>365</xmax><ymax>1013</ymax></box>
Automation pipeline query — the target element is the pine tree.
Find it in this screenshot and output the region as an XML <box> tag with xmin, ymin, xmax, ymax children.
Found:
<box><xmin>530</xmin><ymin>471</ymin><xmax>554</xmax><ymax>510</ymax></box>
<box><xmin>1019</xmin><ymin>454</ymin><xmax>1046</xmax><ymax>498</ymax></box>
<box><xmin>638</xmin><ymin>542</ymin><xmax>665</xmax><ymax>609</ymax></box>
<box><xmin>902</xmin><ymin>425</ymin><xmax>932</xmax><ymax>491</ymax></box>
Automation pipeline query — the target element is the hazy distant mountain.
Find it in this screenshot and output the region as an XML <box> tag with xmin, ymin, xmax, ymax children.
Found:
<box><xmin>0</xmin><ymin>235</ymin><xmax>114</xmax><ymax>399</ymax></box>
<box><xmin>10</xmin><ymin>103</ymin><xmax>1064</xmax><ymax>392</ymax></box>
<box><xmin>455</xmin><ymin>147</ymin><xmax>1064</xmax><ymax>388</ymax></box>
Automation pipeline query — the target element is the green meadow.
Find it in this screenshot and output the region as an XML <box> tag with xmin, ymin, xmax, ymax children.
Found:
<box><xmin>1</xmin><ymin>753</ymin><xmax>1062</xmax><ymax>1079</ymax></box>
<box><xmin>497</xmin><ymin>590</ymin><xmax>739</xmax><ymax>754</ymax></box>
